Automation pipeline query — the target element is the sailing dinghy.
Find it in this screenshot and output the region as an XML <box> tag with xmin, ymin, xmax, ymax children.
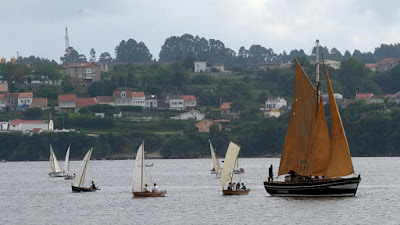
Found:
<box><xmin>63</xmin><ymin>146</ymin><xmax>75</xmax><ymax>180</ymax></box>
<box><xmin>71</xmin><ymin>148</ymin><xmax>98</xmax><ymax>192</ymax></box>
<box><xmin>209</xmin><ymin>140</ymin><xmax>221</xmax><ymax>175</ymax></box>
<box><xmin>220</xmin><ymin>142</ymin><xmax>250</xmax><ymax>195</ymax></box>
<box><xmin>132</xmin><ymin>142</ymin><xmax>166</xmax><ymax>197</ymax></box>
<box><xmin>48</xmin><ymin>144</ymin><xmax>64</xmax><ymax>177</ymax></box>
<box><xmin>264</xmin><ymin>40</ymin><xmax>361</xmax><ymax>197</ymax></box>
<box><xmin>233</xmin><ymin>157</ymin><xmax>245</xmax><ymax>174</ymax></box>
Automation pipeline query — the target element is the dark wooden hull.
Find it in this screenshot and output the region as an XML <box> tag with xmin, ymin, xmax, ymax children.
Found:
<box><xmin>222</xmin><ymin>189</ymin><xmax>250</xmax><ymax>195</ymax></box>
<box><xmin>72</xmin><ymin>185</ymin><xmax>98</xmax><ymax>192</ymax></box>
<box><xmin>133</xmin><ymin>191</ymin><xmax>166</xmax><ymax>197</ymax></box>
<box><xmin>264</xmin><ymin>176</ymin><xmax>361</xmax><ymax>197</ymax></box>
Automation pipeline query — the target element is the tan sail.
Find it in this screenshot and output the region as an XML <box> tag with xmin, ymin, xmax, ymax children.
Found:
<box><xmin>323</xmin><ymin>64</ymin><xmax>354</xmax><ymax>177</ymax></box>
<box><xmin>278</xmin><ymin>60</ymin><xmax>317</xmax><ymax>176</ymax></box>
<box><xmin>309</xmin><ymin>97</ymin><xmax>331</xmax><ymax>176</ymax></box>
<box><xmin>210</xmin><ymin>141</ymin><xmax>221</xmax><ymax>174</ymax></box>
<box><xmin>220</xmin><ymin>142</ymin><xmax>241</xmax><ymax>187</ymax></box>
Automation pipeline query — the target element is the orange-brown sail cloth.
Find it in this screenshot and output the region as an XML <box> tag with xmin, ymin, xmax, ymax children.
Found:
<box><xmin>323</xmin><ymin>63</ymin><xmax>355</xmax><ymax>177</ymax></box>
<box><xmin>278</xmin><ymin>60</ymin><xmax>317</xmax><ymax>176</ymax></box>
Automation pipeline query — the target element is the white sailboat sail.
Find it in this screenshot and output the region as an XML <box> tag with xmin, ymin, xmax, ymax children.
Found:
<box><xmin>220</xmin><ymin>142</ymin><xmax>241</xmax><ymax>187</ymax></box>
<box><xmin>132</xmin><ymin>142</ymin><xmax>149</xmax><ymax>192</ymax></box>
<box><xmin>210</xmin><ymin>141</ymin><xmax>221</xmax><ymax>173</ymax></box>
<box><xmin>64</xmin><ymin>146</ymin><xmax>71</xmax><ymax>174</ymax></box>
<box><xmin>50</xmin><ymin>145</ymin><xmax>63</xmax><ymax>173</ymax></box>
<box><xmin>73</xmin><ymin>148</ymin><xmax>93</xmax><ymax>188</ymax></box>
<box><xmin>234</xmin><ymin>158</ymin><xmax>239</xmax><ymax>170</ymax></box>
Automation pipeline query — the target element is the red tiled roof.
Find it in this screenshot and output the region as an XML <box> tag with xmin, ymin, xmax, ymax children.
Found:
<box><xmin>58</xmin><ymin>94</ymin><xmax>77</xmax><ymax>102</ymax></box>
<box><xmin>76</xmin><ymin>98</ymin><xmax>96</xmax><ymax>108</ymax></box>
<box><xmin>132</xmin><ymin>92</ymin><xmax>145</xmax><ymax>98</ymax></box>
<box><xmin>31</xmin><ymin>98</ymin><xmax>47</xmax><ymax>107</ymax></box>
<box><xmin>10</xmin><ymin>119</ymin><xmax>47</xmax><ymax>125</ymax></box>
<box><xmin>32</xmin><ymin>128</ymin><xmax>42</xmax><ymax>133</ymax></box>
<box><xmin>214</xmin><ymin>119</ymin><xmax>230</xmax><ymax>123</ymax></box>
<box><xmin>0</xmin><ymin>94</ymin><xmax>5</xmax><ymax>101</ymax></box>
<box><xmin>365</xmin><ymin>63</ymin><xmax>376</xmax><ymax>70</ymax></box>
<box><xmin>378</xmin><ymin>58</ymin><xmax>397</xmax><ymax>65</ymax></box>
<box><xmin>355</xmin><ymin>93</ymin><xmax>373</xmax><ymax>99</ymax></box>
<box><xmin>220</xmin><ymin>102</ymin><xmax>232</xmax><ymax>110</ymax></box>
<box><xmin>18</xmin><ymin>92</ymin><xmax>33</xmax><ymax>98</ymax></box>
<box><xmin>385</xmin><ymin>94</ymin><xmax>393</xmax><ymax>98</ymax></box>
<box><xmin>113</xmin><ymin>90</ymin><xmax>133</xmax><ymax>98</ymax></box>
<box><xmin>182</xmin><ymin>95</ymin><xmax>196</xmax><ymax>101</ymax></box>
<box><xmin>96</xmin><ymin>96</ymin><xmax>114</xmax><ymax>103</ymax></box>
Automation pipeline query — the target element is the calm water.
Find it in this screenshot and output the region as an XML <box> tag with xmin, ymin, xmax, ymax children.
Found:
<box><xmin>0</xmin><ymin>157</ymin><xmax>398</xmax><ymax>224</ymax></box>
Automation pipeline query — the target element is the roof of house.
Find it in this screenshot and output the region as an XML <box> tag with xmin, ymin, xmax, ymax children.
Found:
<box><xmin>220</xmin><ymin>102</ymin><xmax>232</xmax><ymax>110</ymax></box>
<box><xmin>31</xmin><ymin>98</ymin><xmax>47</xmax><ymax>107</ymax></box>
<box><xmin>10</xmin><ymin>119</ymin><xmax>47</xmax><ymax>125</ymax></box>
<box><xmin>196</xmin><ymin>119</ymin><xmax>221</xmax><ymax>126</ymax></box>
<box><xmin>132</xmin><ymin>92</ymin><xmax>145</xmax><ymax>98</ymax></box>
<box><xmin>0</xmin><ymin>94</ymin><xmax>5</xmax><ymax>101</ymax></box>
<box><xmin>32</xmin><ymin>128</ymin><xmax>42</xmax><ymax>133</ymax></box>
<box><xmin>182</xmin><ymin>95</ymin><xmax>196</xmax><ymax>101</ymax></box>
<box><xmin>365</xmin><ymin>63</ymin><xmax>376</xmax><ymax>70</ymax></box>
<box><xmin>18</xmin><ymin>92</ymin><xmax>33</xmax><ymax>98</ymax></box>
<box><xmin>0</xmin><ymin>83</ymin><xmax>8</xmax><ymax>92</ymax></box>
<box><xmin>76</xmin><ymin>98</ymin><xmax>96</xmax><ymax>108</ymax></box>
<box><xmin>96</xmin><ymin>96</ymin><xmax>115</xmax><ymax>103</ymax></box>
<box><xmin>58</xmin><ymin>94</ymin><xmax>77</xmax><ymax>102</ymax></box>
<box><xmin>378</xmin><ymin>58</ymin><xmax>398</xmax><ymax>65</ymax></box>
<box><xmin>370</xmin><ymin>95</ymin><xmax>386</xmax><ymax>99</ymax></box>
<box><xmin>145</xmin><ymin>95</ymin><xmax>157</xmax><ymax>99</ymax></box>
<box><xmin>113</xmin><ymin>90</ymin><xmax>133</xmax><ymax>98</ymax></box>
<box><xmin>66</xmin><ymin>62</ymin><xmax>100</xmax><ymax>68</ymax></box>
<box><xmin>355</xmin><ymin>93</ymin><xmax>373</xmax><ymax>99</ymax></box>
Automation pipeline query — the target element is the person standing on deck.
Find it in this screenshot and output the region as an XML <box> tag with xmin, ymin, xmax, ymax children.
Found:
<box><xmin>152</xmin><ymin>183</ymin><xmax>158</xmax><ymax>193</ymax></box>
<box><xmin>268</xmin><ymin>164</ymin><xmax>274</xmax><ymax>181</ymax></box>
<box><xmin>236</xmin><ymin>182</ymin><xmax>241</xmax><ymax>191</ymax></box>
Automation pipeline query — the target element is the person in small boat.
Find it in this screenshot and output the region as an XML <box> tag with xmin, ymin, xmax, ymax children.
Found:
<box><xmin>144</xmin><ymin>184</ymin><xmax>149</xmax><ymax>192</ymax></box>
<box><xmin>268</xmin><ymin>164</ymin><xmax>274</xmax><ymax>181</ymax></box>
<box><xmin>91</xmin><ymin>181</ymin><xmax>96</xmax><ymax>190</ymax></box>
<box><xmin>241</xmin><ymin>183</ymin><xmax>247</xmax><ymax>191</ymax></box>
<box><xmin>236</xmin><ymin>182</ymin><xmax>241</xmax><ymax>191</ymax></box>
<box><xmin>232</xmin><ymin>182</ymin><xmax>236</xmax><ymax>190</ymax></box>
<box><xmin>152</xmin><ymin>183</ymin><xmax>158</xmax><ymax>193</ymax></box>
<box><xmin>227</xmin><ymin>182</ymin><xmax>233</xmax><ymax>190</ymax></box>
<box><xmin>289</xmin><ymin>170</ymin><xmax>297</xmax><ymax>182</ymax></box>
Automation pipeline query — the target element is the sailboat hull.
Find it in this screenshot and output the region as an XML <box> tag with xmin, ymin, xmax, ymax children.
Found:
<box><xmin>64</xmin><ymin>174</ymin><xmax>76</xmax><ymax>180</ymax></box>
<box><xmin>72</xmin><ymin>185</ymin><xmax>98</xmax><ymax>192</ymax></box>
<box><xmin>133</xmin><ymin>191</ymin><xmax>166</xmax><ymax>197</ymax></box>
<box><xmin>223</xmin><ymin>189</ymin><xmax>250</xmax><ymax>195</ymax></box>
<box><xmin>264</xmin><ymin>176</ymin><xmax>361</xmax><ymax>197</ymax></box>
<box><xmin>49</xmin><ymin>172</ymin><xmax>64</xmax><ymax>177</ymax></box>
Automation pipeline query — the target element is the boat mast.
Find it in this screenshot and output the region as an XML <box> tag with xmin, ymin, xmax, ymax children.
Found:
<box><xmin>141</xmin><ymin>141</ymin><xmax>144</xmax><ymax>192</ymax></box>
<box><xmin>315</xmin><ymin>40</ymin><xmax>321</xmax><ymax>103</ymax></box>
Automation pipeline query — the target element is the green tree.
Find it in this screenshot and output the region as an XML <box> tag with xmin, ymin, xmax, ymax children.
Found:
<box><xmin>35</xmin><ymin>62</ymin><xmax>61</xmax><ymax>85</ymax></box>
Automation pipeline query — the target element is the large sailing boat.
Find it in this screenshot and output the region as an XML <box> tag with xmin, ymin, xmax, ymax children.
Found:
<box><xmin>209</xmin><ymin>140</ymin><xmax>221</xmax><ymax>175</ymax></box>
<box><xmin>48</xmin><ymin>144</ymin><xmax>64</xmax><ymax>177</ymax></box>
<box><xmin>132</xmin><ymin>141</ymin><xmax>166</xmax><ymax>197</ymax></box>
<box><xmin>264</xmin><ymin>40</ymin><xmax>361</xmax><ymax>197</ymax></box>
<box><xmin>220</xmin><ymin>142</ymin><xmax>250</xmax><ymax>195</ymax></box>
<box><xmin>63</xmin><ymin>146</ymin><xmax>75</xmax><ymax>180</ymax></box>
<box><xmin>71</xmin><ymin>148</ymin><xmax>98</xmax><ymax>192</ymax></box>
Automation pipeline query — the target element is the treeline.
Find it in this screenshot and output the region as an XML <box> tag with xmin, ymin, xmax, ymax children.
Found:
<box><xmin>55</xmin><ymin>33</ymin><xmax>400</xmax><ymax>68</ymax></box>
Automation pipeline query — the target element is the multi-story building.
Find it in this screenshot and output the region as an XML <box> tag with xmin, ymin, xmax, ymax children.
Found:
<box><xmin>8</xmin><ymin>118</ymin><xmax>54</xmax><ymax>132</ymax></box>
<box><xmin>182</xmin><ymin>95</ymin><xmax>197</xmax><ymax>110</ymax></box>
<box><xmin>264</xmin><ymin>97</ymin><xmax>287</xmax><ymax>110</ymax></box>
<box><xmin>113</xmin><ymin>91</ymin><xmax>133</xmax><ymax>106</ymax></box>
<box><xmin>58</xmin><ymin>95</ymin><xmax>77</xmax><ymax>113</ymax></box>
<box><xmin>66</xmin><ymin>62</ymin><xmax>101</xmax><ymax>84</ymax></box>
<box><xmin>145</xmin><ymin>95</ymin><xmax>158</xmax><ymax>109</ymax></box>
<box><xmin>0</xmin><ymin>94</ymin><xmax>5</xmax><ymax>110</ymax></box>
<box><xmin>17</xmin><ymin>92</ymin><xmax>33</xmax><ymax>108</ymax></box>
<box><xmin>194</xmin><ymin>61</ymin><xmax>207</xmax><ymax>73</ymax></box>
<box><xmin>166</xmin><ymin>95</ymin><xmax>185</xmax><ymax>111</ymax></box>
<box><xmin>132</xmin><ymin>92</ymin><xmax>146</xmax><ymax>107</ymax></box>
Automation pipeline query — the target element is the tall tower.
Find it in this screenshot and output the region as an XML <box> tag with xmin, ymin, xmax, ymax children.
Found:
<box><xmin>65</xmin><ymin>27</ymin><xmax>70</xmax><ymax>64</ymax></box>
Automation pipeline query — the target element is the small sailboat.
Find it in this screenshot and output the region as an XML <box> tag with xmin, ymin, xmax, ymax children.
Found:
<box><xmin>233</xmin><ymin>157</ymin><xmax>245</xmax><ymax>174</ymax></box>
<box><xmin>71</xmin><ymin>148</ymin><xmax>98</xmax><ymax>192</ymax></box>
<box><xmin>209</xmin><ymin>140</ymin><xmax>221</xmax><ymax>175</ymax></box>
<box><xmin>132</xmin><ymin>141</ymin><xmax>166</xmax><ymax>197</ymax></box>
<box><xmin>220</xmin><ymin>142</ymin><xmax>250</xmax><ymax>195</ymax></box>
<box><xmin>264</xmin><ymin>40</ymin><xmax>361</xmax><ymax>197</ymax></box>
<box><xmin>49</xmin><ymin>144</ymin><xmax>64</xmax><ymax>177</ymax></box>
<box><xmin>63</xmin><ymin>146</ymin><xmax>75</xmax><ymax>180</ymax></box>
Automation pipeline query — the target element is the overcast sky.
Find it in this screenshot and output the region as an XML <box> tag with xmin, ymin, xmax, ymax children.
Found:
<box><xmin>1</xmin><ymin>0</ymin><xmax>399</xmax><ymax>62</ymax></box>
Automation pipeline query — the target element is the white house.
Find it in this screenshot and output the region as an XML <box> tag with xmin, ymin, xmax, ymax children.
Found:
<box><xmin>265</xmin><ymin>97</ymin><xmax>287</xmax><ymax>110</ymax></box>
<box><xmin>145</xmin><ymin>95</ymin><xmax>158</xmax><ymax>109</ymax></box>
<box><xmin>212</xmin><ymin>63</ymin><xmax>225</xmax><ymax>72</ymax></box>
<box><xmin>114</xmin><ymin>91</ymin><xmax>133</xmax><ymax>106</ymax></box>
<box><xmin>132</xmin><ymin>92</ymin><xmax>146</xmax><ymax>107</ymax></box>
<box><xmin>194</xmin><ymin>61</ymin><xmax>207</xmax><ymax>73</ymax></box>
<box><xmin>182</xmin><ymin>95</ymin><xmax>197</xmax><ymax>110</ymax></box>
<box><xmin>166</xmin><ymin>95</ymin><xmax>185</xmax><ymax>111</ymax></box>
<box><xmin>171</xmin><ymin>110</ymin><xmax>205</xmax><ymax>121</ymax></box>
<box><xmin>8</xmin><ymin>119</ymin><xmax>54</xmax><ymax>132</ymax></box>
<box><xmin>17</xmin><ymin>92</ymin><xmax>33</xmax><ymax>108</ymax></box>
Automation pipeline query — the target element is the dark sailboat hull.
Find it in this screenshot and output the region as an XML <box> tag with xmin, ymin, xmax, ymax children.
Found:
<box><xmin>264</xmin><ymin>176</ymin><xmax>361</xmax><ymax>197</ymax></box>
<box><xmin>72</xmin><ymin>185</ymin><xmax>98</xmax><ymax>192</ymax></box>
<box><xmin>223</xmin><ymin>189</ymin><xmax>250</xmax><ymax>195</ymax></box>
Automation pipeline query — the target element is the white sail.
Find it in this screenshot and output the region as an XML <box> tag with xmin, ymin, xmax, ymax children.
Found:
<box><xmin>50</xmin><ymin>145</ymin><xmax>63</xmax><ymax>173</ymax></box>
<box><xmin>64</xmin><ymin>146</ymin><xmax>71</xmax><ymax>174</ymax></box>
<box><xmin>234</xmin><ymin>158</ymin><xmax>239</xmax><ymax>170</ymax></box>
<box><xmin>220</xmin><ymin>142</ymin><xmax>241</xmax><ymax>187</ymax></box>
<box><xmin>73</xmin><ymin>148</ymin><xmax>93</xmax><ymax>188</ymax></box>
<box><xmin>210</xmin><ymin>141</ymin><xmax>221</xmax><ymax>173</ymax></box>
<box><xmin>132</xmin><ymin>142</ymin><xmax>149</xmax><ymax>192</ymax></box>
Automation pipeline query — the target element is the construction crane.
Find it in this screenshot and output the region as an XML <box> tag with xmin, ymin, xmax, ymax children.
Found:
<box><xmin>65</xmin><ymin>27</ymin><xmax>70</xmax><ymax>64</ymax></box>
